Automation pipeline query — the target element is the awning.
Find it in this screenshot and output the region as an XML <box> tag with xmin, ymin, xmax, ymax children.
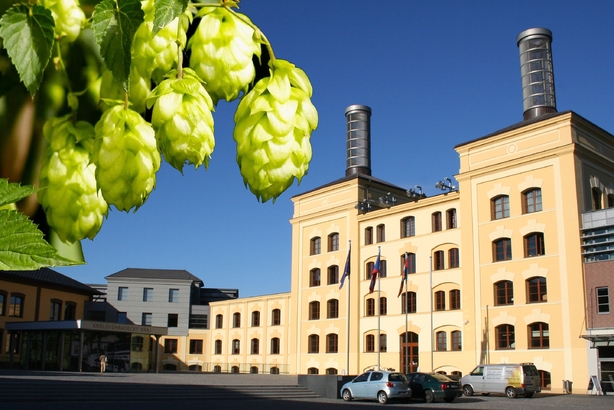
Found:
<box><xmin>580</xmin><ymin>334</ymin><xmax>614</xmax><ymax>348</ymax></box>
<box><xmin>5</xmin><ymin>320</ymin><xmax>167</xmax><ymax>335</ymax></box>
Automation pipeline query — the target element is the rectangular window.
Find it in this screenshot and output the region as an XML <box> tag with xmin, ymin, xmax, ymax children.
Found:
<box><xmin>448</xmin><ymin>248</ymin><xmax>459</xmax><ymax>268</ymax></box>
<box><xmin>401</xmin><ymin>217</ymin><xmax>415</xmax><ymax>237</ymax></box>
<box><xmin>118</xmin><ymin>287</ymin><xmax>128</xmax><ymax>301</ymax></box>
<box><xmin>328</xmin><ymin>233</ymin><xmax>339</xmax><ymax>252</ymax></box>
<box><xmin>49</xmin><ymin>301</ymin><xmax>61</xmax><ymax>321</ymax></box>
<box><xmin>432</xmin><ymin>212</ymin><xmax>442</xmax><ymax>232</ymax></box>
<box><xmin>492</xmin><ymin>196</ymin><xmax>510</xmax><ymax>220</ymax></box>
<box><xmin>189</xmin><ymin>339</ymin><xmax>203</xmax><ymax>354</ymax></box>
<box><xmin>451</xmin><ymin>331</ymin><xmax>462</xmax><ymax>351</ymax></box>
<box><xmin>435</xmin><ymin>291</ymin><xmax>445</xmax><ymax>311</ymax></box>
<box><xmin>376</xmin><ymin>224</ymin><xmax>385</xmax><ymax>242</ymax></box>
<box><xmin>597</xmin><ymin>287</ymin><xmax>610</xmax><ymax>314</ymax></box>
<box><xmin>449</xmin><ymin>289</ymin><xmax>461</xmax><ymax>310</ymax></box>
<box><xmin>190</xmin><ymin>314</ymin><xmax>208</xmax><ymax>329</ymax></box>
<box><xmin>143</xmin><ymin>288</ymin><xmax>153</xmax><ymax>302</ymax></box>
<box><xmin>0</xmin><ymin>293</ymin><xmax>5</xmax><ymax>316</ymax></box>
<box><xmin>164</xmin><ymin>339</ymin><xmax>178</xmax><ymax>353</ymax></box>
<box><xmin>167</xmin><ymin>313</ymin><xmax>178</xmax><ymax>327</ymax></box>
<box><xmin>168</xmin><ymin>289</ymin><xmax>179</xmax><ymax>303</ymax></box>
<box><xmin>64</xmin><ymin>303</ymin><xmax>76</xmax><ymax>320</ymax></box>
<box><xmin>365</xmin><ymin>227</ymin><xmax>373</xmax><ymax>245</ymax></box>
<box><xmin>117</xmin><ymin>312</ymin><xmax>127</xmax><ymax>324</ymax></box>
<box><xmin>447</xmin><ymin>209</ymin><xmax>457</xmax><ymax>229</ymax></box>
<box><xmin>436</xmin><ymin>331</ymin><xmax>447</xmax><ymax>351</ymax></box>
<box><xmin>272</xmin><ymin>309</ymin><xmax>281</xmax><ymax>325</ymax></box>
<box><xmin>142</xmin><ymin>313</ymin><xmax>152</xmax><ymax>326</ymax></box>
<box><xmin>433</xmin><ymin>250</ymin><xmax>444</xmax><ymax>270</ymax></box>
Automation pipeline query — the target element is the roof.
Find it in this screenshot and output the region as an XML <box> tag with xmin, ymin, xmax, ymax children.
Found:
<box><xmin>106</xmin><ymin>268</ymin><xmax>203</xmax><ymax>285</ymax></box>
<box><xmin>0</xmin><ymin>268</ymin><xmax>100</xmax><ymax>295</ymax></box>
<box><xmin>292</xmin><ymin>172</ymin><xmax>407</xmax><ymax>199</ymax></box>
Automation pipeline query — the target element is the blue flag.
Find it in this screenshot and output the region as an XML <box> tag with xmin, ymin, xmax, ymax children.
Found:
<box><xmin>339</xmin><ymin>244</ymin><xmax>351</xmax><ymax>289</ymax></box>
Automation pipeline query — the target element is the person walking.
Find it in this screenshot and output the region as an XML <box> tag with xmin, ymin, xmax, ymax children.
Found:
<box><xmin>99</xmin><ymin>353</ymin><xmax>107</xmax><ymax>373</ymax></box>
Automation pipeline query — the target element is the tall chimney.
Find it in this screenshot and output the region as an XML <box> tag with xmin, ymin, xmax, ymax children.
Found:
<box><xmin>517</xmin><ymin>28</ymin><xmax>557</xmax><ymax>120</ymax></box>
<box><xmin>345</xmin><ymin>104</ymin><xmax>372</xmax><ymax>177</ymax></box>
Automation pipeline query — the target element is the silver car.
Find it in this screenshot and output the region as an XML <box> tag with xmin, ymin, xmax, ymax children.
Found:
<box><xmin>340</xmin><ymin>370</ymin><xmax>412</xmax><ymax>404</ymax></box>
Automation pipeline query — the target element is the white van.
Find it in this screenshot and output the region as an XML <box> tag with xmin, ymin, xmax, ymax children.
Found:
<box><xmin>460</xmin><ymin>363</ymin><xmax>541</xmax><ymax>398</ymax></box>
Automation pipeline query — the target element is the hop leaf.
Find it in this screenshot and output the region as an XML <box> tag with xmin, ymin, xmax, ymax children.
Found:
<box><xmin>234</xmin><ymin>60</ymin><xmax>318</xmax><ymax>203</ymax></box>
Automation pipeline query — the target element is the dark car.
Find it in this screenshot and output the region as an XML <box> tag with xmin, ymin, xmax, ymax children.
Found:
<box><xmin>406</xmin><ymin>372</ymin><xmax>463</xmax><ymax>403</ymax></box>
<box><xmin>341</xmin><ymin>370</ymin><xmax>412</xmax><ymax>404</ymax></box>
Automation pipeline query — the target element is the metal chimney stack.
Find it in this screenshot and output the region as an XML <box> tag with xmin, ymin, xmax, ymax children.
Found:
<box><xmin>345</xmin><ymin>105</ymin><xmax>372</xmax><ymax>177</ymax></box>
<box><xmin>517</xmin><ymin>28</ymin><xmax>557</xmax><ymax>120</ymax></box>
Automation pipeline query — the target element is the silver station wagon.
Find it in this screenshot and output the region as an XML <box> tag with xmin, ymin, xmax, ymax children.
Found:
<box><xmin>340</xmin><ymin>370</ymin><xmax>412</xmax><ymax>404</ymax></box>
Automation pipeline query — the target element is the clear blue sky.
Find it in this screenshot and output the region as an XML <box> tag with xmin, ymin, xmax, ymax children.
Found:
<box><xmin>57</xmin><ymin>0</ymin><xmax>614</xmax><ymax>296</ymax></box>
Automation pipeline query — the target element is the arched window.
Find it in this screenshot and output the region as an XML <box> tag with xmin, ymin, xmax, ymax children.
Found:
<box><xmin>451</xmin><ymin>330</ymin><xmax>462</xmax><ymax>351</ymax></box>
<box><xmin>251</xmin><ymin>338</ymin><xmax>259</xmax><ymax>354</ymax></box>
<box><xmin>379</xmin><ymin>297</ymin><xmax>387</xmax><ymax>315</ymax></box>
<box><xmin>309</xmin><ymin>268</ymin><xmax>321</xmax><ymax>287</ymax></box>
<box><xmin>432</xmin><ymin>212</ymin><xmax>442</xmax><ymax>232</ymax></box>
<box><xmin>376</xmin><ymin>224</ymin><xmax>386</xmax><ymax>242</ymax></box>
<box><xmin>326</xmin><ymin>368</ymin><xmax>338</xmax><ymax>375</ymax></box>
<box><xmin>435</xmin><ymin>291</ymin><xmax>445</xmax><ymax>311</ymax></box>
<box><xmin>270</xmin><ymin>337</ymin><xmax>280</xmax><ymax>354</ymax></box>
<box><xmin>592</xmin><ymin>187</ymin><xmax>603</xmax><ymax>210</ymax></box>
<box><xmin>215</xmin><ymin>314</ymin><xmax>223</xmax><ymax>329</ymax></box>
<box><xmin>526</xmin><ymin>277</ymin><xmax>547</xmax><ymax>303</ymax></box>
<box><xmin>309</xmin><ymin>301</ymin><xmax>320</xmax><ymax>320</ymax></box>
<box><xmin>401</xmin><ymin>216</ymin><xmax>415</xmax><ymax>237</ymax></box>
<box><xmin>366</xmin><ymin>298</ymin><xmax>375</xmax><ymax>316</ymax></box>
<box><xmin>328</xmin><ymin>233</ymin><xmax>339</xmax><ymax>252</ymax></box>
<box><xmin>271</xmin><ymin>308</ymin><xmax>281</xmax><ymax>325</ymax></box>
<box><xmin>449</xmin><ymin>289</ymin><xmax>461</xmax><ymax>310</ymax></box>
<box><xmin>493</xmin><ymin>238</ymin><xmax>512</xmax><ymax>261</ymax></box>
<box><xmin>436</xmin><ymin>331</ymin><xmax>447</xmax><ymax>351</ymax></box>
<box><xmin>327</xmin><ymin>299</ymin><xmax>339</xmax><ymax>318</ymax></box>
<box><xmin>231</xmin><ymin>366</ymin><xmax>239</xmax><ymax>373</ymax></box>
<box><xmin>495</xmin><ymin>324</ymin><xmax>515</xmax><ymax>349</ymax></box>
<box><xmin>213</xmin><ymin>365</ymin><xmax>221</xmax><ymax>373</ymax></box>
<box><xmin>364</xmin><ymin>227</ymin><xmax>373</xmax><ymax>245</ymax></box>
<box><xmin>310</xmin><ymin>236</ymin><xmax>321</xmax><ymax>255</ymax></box>
<box><xmin>214</xmin><ymin>339</ymin><xmax>222</xmax><ymax>355</ymax></box>
<box><xmin>402</xmin><ymin>253</ymin><xmax>416</xmax><ymax>274</ymax></box>
<box><xmin>307</xmin><ymin>367</ymin><xmax>319</xmax><ymax>374</ymax></box>
<box><xmin>448</xmin><ymin>248</ymin><xmax>459</xmax><ymax>268</ymax></box>
<box><xmin>308</xmin><ymin>334</ymin><xmax>319</xmax><ymax>353</ymax></box>
<box><xmin>250</xmin><ymin>366</ymin><xmax>259</xmax><ymax>374</ymax></box>
<box><xmin>528</xmin><ymin>322</ymin><xmax>549</xmax><ymax>349</ymax></box>
<box><xmin>523</xmin><ymin>188</ymin><xmax>542</xmax><ymax>213</ymax></box>
<box><xmin>326</xmin><ymin>334</ymin><xmax>338</xmax><ymax>353</ymax></box>
<box><xmin>401</xmin><ymin>292</ymin><xmax>417</xmax><ymax>314</ymax></box>
<box><xmin>251</xmin><ymin>311</ymin><xmax>260</xmax><ymax>327</ymax></box>
<box><xmin>188</xmin><ymin>365</ymin><xmax>201</xmax><ymax>371</ymax></box>
<box><xmin>365</xmin><ymin>334</ymin><xmax>375</xmax><ymax>352</ymax></box>
<box><xmin>233</xmin><ymin>312</ymin><xmax>241</xmax><ymax>328</ymax></box>
<box><xmin>492</xmin><ymin>195</ymin><xmax>510</xmax><ymax>219</ymax></box>
<box><xmin>524</xmin><ymin>232</ymin><xmax>545</xmax><ymax>257</ymax></box>
<box><xmin>327</xmin><ymin>265</ymin><xmax>339</xmax><ymax>285</ymax></box>
<box><xmin>232</xmin><ymin>339</ymin><xmax>240</xmax><ymax>354</ymax></box>
<box><xmin>433</xmin><ymin>250</ymin><xmax>444</xmax><ymax>270</ymax></box>
<box><xmin>447</xmin><ymin>208</ymin><xmax>457</xmax><ymax>229</ymax></box>
<box><xmin>270</xmin><ymin>367</ymin><xmax>280</xmax><ymax>374</ymax></box>
<box><xmin>494</xmin><ymin>280</ymin><xmax>514</xmax><ymax>305</ymax></box>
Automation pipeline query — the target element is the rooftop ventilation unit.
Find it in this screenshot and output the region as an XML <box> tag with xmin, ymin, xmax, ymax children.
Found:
<box><xmin>345</xmin><ymin>104</ymin><xmax>372</xmax><ymax>177</ymax></box>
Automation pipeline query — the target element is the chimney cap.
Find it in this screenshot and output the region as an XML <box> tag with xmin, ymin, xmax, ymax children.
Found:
<box><xmin>517</xmin><ymin>28</ymin><xmax>552</xmax><ymax>45</ymax></box>
<box><xmin>345</xmin><ymin>104</ymin><xmax>372</xmax><ymax>115</ymax></box>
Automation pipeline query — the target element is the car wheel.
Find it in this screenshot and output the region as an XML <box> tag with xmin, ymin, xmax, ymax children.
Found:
<box><xmin>505</xmin><ymin>387</ymin><xmax>518</xmax><ymax>398</ymax></box>
<box><xmin>425</xmin><ymin>390</ymin><xmax>435</xmax><ymax>403</ymax></box>
<box><xmin>463</xmin><ymin>385</ymin><xmax>474</xmax><ymax>396</ymax></box>
<box><xmin>444</xmin><ymin>397</ymin><xmax>455</xmax><ymax>403</ymax></box>
<box><xmin>524</xmin><ymin>392</ymin><xmax>534</xmax><ymax>398</ymax></box>
<box><xmin>377</xmin><ymin>391</ymin><xmax>388</xmax><ymax>404</ymax></box>
<box><xmin>342</xmin><ymin>389</ymin><xmax>352</xmax><ymax>402</ymax></box>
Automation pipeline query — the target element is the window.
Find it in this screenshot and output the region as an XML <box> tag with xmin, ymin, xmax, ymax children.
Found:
<box><xmin>528</xmin><ymin>322</ymin><xmax>549</xmax><ymax>348</ymax></box>
<box><xmin>215</xmin><ymin>314</ymin><xmax>223</xmax><ymax>328</ymax></box>
<box><xmin>432</xmin><ymin>212</ymin><xmax>442</xmax><ymax>232</ymax></box>
<box><xmin>270</xmin><ymin>337</ymin><xmax>280</xmax><ymax>354</ymax></box>
<box><xmin>524</xmin><ymin>232</ymin><xmax>545</xmax><ymax>257</ymax></box>
<box><xmin>449</xmin><ymin>248</ymin><xmax>459</xmax><ymax>268</ymax></box>
<box><xmin>118</xmin><ymin>287</ymin><xmax>128</xmax><ymax>301</ymax></box>
<box><xmin>433</xmin><ymin>250</ymin><xmax>444</xmax><ymax>270</ymax></box>
<box><xmin>328</xmin><ymin>233</ymin><xmax>339</xmax><ymax>252</ymax></box>
<box><xmin>376</xmin><ymin>224</ymin><xmax>385</xmax><ymax>242</ymax></box>
<box><xmin>451</xmin><ymin>330</ymin><xmax>462</xmax><ymax>351</ymax></box>
<box><xmin>251</xmin><ymin>338</ymin><xmax>259</xmax><ymax>354</ymax></box>
<box><xmin>365</xmin><ymin>227</ymin><xmax>373</xmax><ymax>245</ymax></box>
<box><xmin>309</xmin><ymin>268</ymin><xmax>321</xmax><ymax>287</ymax></box>
<box><xmin>597</xmin><ymin>287</ymin><xmax>610</xmax><ymax>314</ymax></box>
<box><xmin>379</xmin><ymin>297</ymin><xmax>387</xmax><ymax>315</ymax></box>
<box><xmin>327</xmin><ymin>265</ymin><xmax>339</xmax><ymax>285</ymax></box>
<box><xmin>168</xmin><ymin>289</ymin><xmax>179</xmax><ymax>303</ymax></box>
<box><xmin>523</xmin><ymin>188</ymin><xmax>542</xmax><ymax>213</ymax></box>
<box><xmin>492</xmin><ymin>195</ymin><xmax>510</xmax><ymax>219</ymax></box>
<box><xmin>214</xmin><ymin>339</ymin><xmax>222</xmax><ymax>355</ymax></box>
<box><xmin>366</xmin><ymin>334</ymin><xmax>375</xmax><ymax>352</ymax></box>
<box><xmin>435</xmin><ymin>291</ymin><xmax>445</xmax><ymax>311</ymax></box>
<box><xmin>436</xmin><ymin>331</ymin><xmax>447</xmax><ymax>351</ymax></box>
<box><xmin>366</xmin><ymin>262</ymin><xmax>374</xmax><ymax>280</ymax></box>
<box><xmin>49</xmin><ymin>300</ymin><xmax>62</xmax><ymax>321</ymax></box>
<box><xmin>64</xmin><ymin>302</ymin><xmax>76</xmax><ymax>320</ymax></box>
<box><xmin>539</xmin><ymin>370</ymin><xmax>552</xmax><ymax>390</ymax></box>
<box><xmin>132</xmin><ymin>336</ymin><xmax>144</xmax><ymax>352</ymax></box>
<box><xmin>450</xmin><ymin>289</ymin><xmax>461</xmax><ymax>310</ymax></box>
<box><xmin>379</xmin><ymin>260</ymin><xmax>387</xmax><ymax>278</ymax></box>
<box><xmin>167</xmin><ymin>313</ymin><xmax>178</xmax><ymax>327</ymax></box>
<box><xmin>493</xmin><ymin>238</ymin><xmax>512</xmax><ymax>261</ymax></box>
<box><xmin>326</xmin><ymin>368</ymin><xmax>338</xmax><ymax>375</ymax></box>
<box><xmin>526</xmin><ymin>277</ymin><xmax>547</xmax><ymax>303</ymax></box>
<box><xmin>308</xmin><ymin>334</ymin><xmax>319</xmax><ymax>353</ymax></box>
<box><xmin>232</xmin><ymin>339</ymin><xmax>240</xmax><ymax>354</ymax></box>
<box><xmin>231</xmin><ymin>366</ymin><xmax>239</xmax><ymax>373</ymax></box>
<box><xmin>0</xmin><ymin>291</ymin><xmax>5</xmax><ymax>316</ymax></box>
<box><xmin>327</xmin><ymin>299</ymin><xmax>339</xmax><ymax>319</ymax></box>
<box><xmin>190</xmin><ymin>339</ymin><xmax>203</xmax><ymax>354</ymax></box>
<box><xmin>8</xmin><ymin>294</ymin><xmax>24</xmax><ymax>317</ymax></box>
<box><xmin>401</xmin><ymin>216</ymin><xmax>415</xmax><ymax>237</ymax></box>
<box><xmin>270</xmin><ymin>367</ymin><xmax>280</xmax><ymax>374</ymax></box>
<box><xmin>214</xmin><ymin>365</ymin><xmax>221</xmax><ymax>372</ymax></box>
<box><xmin>402</xmin><ymin>253</ymin><xmax>416</xmax><ymax>274</ymax></box>
<box><xmin>495</xmin><ymin>324</ymin><xmax>515</xmax><ymax>349</ymax></box>
<box><xmin>309</xmin><ymin>301</ymin><xmax>320</xmax><ymax>320</ymax></box>
<box><xmin>308</xmin><ymin>367</ymin><xmax>319</xmax><ymax>374</ymax></box>
<box><xmin>310</xmin><ymin>236</ymin><xmax>321</xmax><ymax>255</ymax></box>
<box><xmin>366</xmin><ymin>298</ymin><xmax>375</xmax><ymax>316</ymax></box>
<box><xmin>142</xmin><ymin>313</ymin><xmax>152</xmax><ymax>326</ymax></box>
<box><xmin>190</xmin><ymin>314</ymin><xmax>208</xmax><ymax>329</ymax></box>
<box><xmin>117</xmin><ymin>312</ymin><xmax>127</xmax><ymax>324</ymax></box>
<box><xmin>593</xmin><ymin>187</ymin><xmax>603</xmax><ymax>210</ymax></box>
<box><xmin>233</xmin><ymin>312</ymin><xmax>241</xmax><ymax>328</ymax></box>
<box><xmin>272</xmin><ymin>308</ymin><xmax>281</xmax><ymax>325</ymax></box>
<box><xmin>447</xmin><ymin>208</ymin><xmax>457</xmax><ymax>229</ymax></box>
<box><xmin>380</xmin><ymin>334</ymin><xmax>387</xmax><ymax>352</ymax></box>
<box><xmin>495</xmin><ymin>280</ymin><xmax>514</xmax><ymax>305</ymax></box>
<box><xmin>326</xmin><ymin>334</ymin><xmax>338</xmax><ymax>353</ymax></box>
<box><xmin>164</xmin><ymin>339</ymin><xmax>178</xmax><ymax>353</ymax></box>
<box><xmin>251</xmin><ymin>311</ymin><xmax>260</xmax><ymax>327</ymax></box>
<box><xmin>143</xmin><ymin>288</ymin><xmax>153</xmax><ymax>302</ymax></box>
<box><xmin>401</xmin><ymin>292</ymin><xmax>417</xmax><ymax>314</ymax></box>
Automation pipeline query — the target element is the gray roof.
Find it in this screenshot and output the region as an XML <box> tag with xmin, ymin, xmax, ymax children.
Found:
<box><xmin>106</xmin><ymin>268</ymin><xmax>203</xmax><ymax>285</ymax></box>
<box><xmin>0</xmin><ymin>268</ymin><xmax>100</xmax><ymax>295</ymax></box>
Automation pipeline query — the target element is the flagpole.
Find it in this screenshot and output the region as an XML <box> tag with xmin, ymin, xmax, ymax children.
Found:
<box><xmin>345</xmin><ymin>240</ymin><xmax>351</xmax><ymax>375</ymax></box>
<box><xmin>405</xmin><ymin>253</ymin><xmax>408</xmax><ymax>373</ymax></box>
<box><xmin>430</xmin><ymin>255</ymin><xmax>434</xmax><ymax>372</ymax></box>
<box><xmin>377</xmin><ymin>246</ymin><xmax>381</xmax><ymax>371</ymax></box>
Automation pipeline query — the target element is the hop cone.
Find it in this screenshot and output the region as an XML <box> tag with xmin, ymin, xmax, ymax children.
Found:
<box><xmin>41</xmin><ymin>0</ymin><xmax>86</xmax><ymax>43</ymax></box>
<box><xmin>99</xmin><ymin>67</ymin><xmax>150</xmax><ymax>114</ymax></box>
<box><xmin>38</xmin><ymin>115</ymin><xmax>108</xmax><ymax>243</ymax></box>
<box><xmin>146</xmin><ymin>68</ymin><xmax>215</xmax><ymax>172</ymax></box>
<box><xmin>234</xmin><ymin>59</ymin><xmax>318</xmax><ymax>202</ymax></box>
<box><xmin>188</xmin><ymin>6</ymin><xmax>261</xmax><ymax>105</ymax></box>
<box><xmin>92</xmin><ymin>105</ymin><xmax>161</xmax><ymax>212</ymax></box>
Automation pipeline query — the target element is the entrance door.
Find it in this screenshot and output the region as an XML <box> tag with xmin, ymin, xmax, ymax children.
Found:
<box><xmin>399</xmin><ymin>332</ymin><xmax>419</xmax><ymax>374</ymax></box>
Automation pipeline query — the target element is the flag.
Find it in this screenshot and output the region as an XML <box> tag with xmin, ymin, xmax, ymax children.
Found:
<box><xmin>339</xmin><ymin>244</ymin><xmax>351</xmax><ymax>290</ymax></box>
<box><xmin>369</xmin><ymin>249</ymin><xmax>380</xmax><ymax>294</ymax></box>
<box><xmin>398</xmin><ymin>252</ymin><xmax>409</xmax><ymax>297</ymax></box>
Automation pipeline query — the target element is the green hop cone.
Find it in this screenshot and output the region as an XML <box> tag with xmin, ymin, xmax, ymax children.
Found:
<box><xmin>92</xmin><ymin>105</ymin><xmax>161</xmax><ymax>212</ymax></box>
<box><xmin>146</xmin><ymin>68</ymin><xmax>215</xmax><ymax>173</ymax></box>
<box><xmin>41</xmin><ymin>0</ymin><xmax>86</xmax><ymax>42</ymax></box>
<box><xmin>233</xmin><ymin>59</ymin><xmax>318</xmax><ymax>203</ymax></box>
<box><xmin>188</xmin><ymin>6</ymin><xmax>261</xmax><ymax>105</ymax></box>
<box><xmin>38</xmin><ymin>115</ymin><xmax>108</xmax><ymax>243</ymax></box>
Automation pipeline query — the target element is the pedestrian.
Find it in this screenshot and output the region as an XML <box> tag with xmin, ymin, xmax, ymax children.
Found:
<box><xmin>99</xmin><ymin>353</ymin><xmax>107</xmax><ymax>373</ymax></box>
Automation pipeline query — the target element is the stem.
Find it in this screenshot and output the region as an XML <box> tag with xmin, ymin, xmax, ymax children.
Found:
<box><xmin>176</xmin><ymin>17</ymin><xmax>184</xmax><ymax>79</ymax></box>
<box><xmin>124</xmin><ymin>91</ymin><xmax>129</xmax><ymax>110</ymax></box>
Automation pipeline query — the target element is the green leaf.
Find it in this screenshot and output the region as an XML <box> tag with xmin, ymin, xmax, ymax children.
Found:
<box><xmin>92</xmin><ymin>0</ymin><xmax>144</xmax><ymax>92</ymax></box>
<box><xmin>0</xmin><ymin>5</ymin><xmax>54</xmax><ymax>96</ymax></box>
<box><xmin>152</xmin><ymin>0</ymin><xmax>189</xmax><ymax>36</ymax></box>
<box><xmin>0</xmin><ymin>178</ymin><xmax>37</xmax><ymax>208</ymax></box>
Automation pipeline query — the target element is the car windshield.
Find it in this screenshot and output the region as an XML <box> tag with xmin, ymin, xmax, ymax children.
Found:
<box><xmin>430</xmin><ymin>373</ymin><xmax>453</xmax><ymax>382</ymax></box>
<box><xmin>388</xmin><ymin>373</ymin><xmax>407</xmax><ymax>382</ymax></box>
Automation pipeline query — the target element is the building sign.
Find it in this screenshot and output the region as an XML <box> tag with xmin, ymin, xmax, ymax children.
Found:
<box><xmin>80</xmin><ymin>320</ymin><xmax>167</xmax><ymax>335</ymax></box>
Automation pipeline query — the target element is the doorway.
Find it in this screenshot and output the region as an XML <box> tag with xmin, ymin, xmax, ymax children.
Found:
<box><xmin>399</xmin><ymin>332</ymin><xmax>419</xmax><ymax>374</ymax></box>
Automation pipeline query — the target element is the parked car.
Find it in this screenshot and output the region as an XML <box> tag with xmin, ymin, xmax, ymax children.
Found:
<box><xmin>340</xmin><ymin>370</ymin><xmax>412</xmax><ymax>404</ymax></box>
<box><xmin>460</xmin><ymin>363</ymin><xmax>541</xmax><ymax>398</ymax></box>
<box><xmin>406</xmin><ymin>372</ymin><xmax>463</xmax><ymax>403</ymax></box>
